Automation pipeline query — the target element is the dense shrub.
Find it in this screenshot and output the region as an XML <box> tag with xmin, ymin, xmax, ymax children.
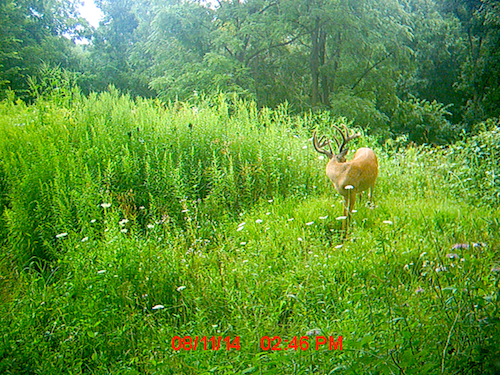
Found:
<box><xmin>448</xmin><ymin>120</ymin><xmax>500</xmax><ymax>206</ymax></box>
<box><xmin>329</xmin><ymin>91</ymin><xmax>390</xmax><ymax>137</ymax></box>
<box><xmin>390</xmin><ymin>96</ymin><xmax>456</xmax><ymax>144</ymax></box>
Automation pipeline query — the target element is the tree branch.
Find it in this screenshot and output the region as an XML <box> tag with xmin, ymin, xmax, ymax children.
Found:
<box><xmin>351</xmin><ymin>52</ymin><xmax>393</xmax><ymax>91</ymax></box>
<box><xmin>245</xmin><ymin>30</ymin><xmax>307</xmax><ymax>65</ymax></box>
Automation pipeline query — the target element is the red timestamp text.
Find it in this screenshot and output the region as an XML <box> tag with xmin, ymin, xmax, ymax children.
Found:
<box><xmin>260</xmin><ymin>335</ymin><xmax>343</xmax><ymax>351</ymax></box>
<box><xmin>171</xmin><ymin>336</ymin><xmax>241</xmax><ymax>351</ymax></box>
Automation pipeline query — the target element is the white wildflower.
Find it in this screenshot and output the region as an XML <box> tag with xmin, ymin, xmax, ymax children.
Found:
<box><xmin>119</xmin><ymin>219</ymin><xmax>129</xmax><ymax>226</ymax></box>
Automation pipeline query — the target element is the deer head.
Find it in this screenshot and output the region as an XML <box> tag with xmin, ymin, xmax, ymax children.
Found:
<box><xmin>313</xmin><ymin>124</ymin><xmax>360</xmax><ymax>162</ymax></box>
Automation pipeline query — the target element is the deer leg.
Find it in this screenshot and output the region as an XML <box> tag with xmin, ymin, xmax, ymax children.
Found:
<box><xmin>348</xmin><ymin>191</ymin><xmax>355</xmax><ymax>213</ymax></box>
<box><xmin>343</xmin><ymin>191</ymin><xmax>356</xmax><ymax>238</ymax></box>
<box><xmin>347</xmin><ymin>190</ymin><xmax>355</xmax><ymax>221</ymax></box>
<box><xmin>341</xmin><ymin>197</ymin><xmax>348</xmax><ymax>232</ymax></box>
<box><xmin>368</xmin><ymin>186</ymin><xmax>375</xmax><ymax>208</ymax></box>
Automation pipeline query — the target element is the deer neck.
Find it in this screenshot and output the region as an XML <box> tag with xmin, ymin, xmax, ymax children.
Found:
<box><xmin>326</xmin><ymin>159</ymin><xmax>350</xmax><ymax>180</ymax></box>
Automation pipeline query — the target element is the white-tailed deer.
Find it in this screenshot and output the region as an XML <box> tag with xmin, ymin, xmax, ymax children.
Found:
<box><xmin>313</xmin><ymin>125</ymin><xmax>378</xmax><ymax>235</ymax></box>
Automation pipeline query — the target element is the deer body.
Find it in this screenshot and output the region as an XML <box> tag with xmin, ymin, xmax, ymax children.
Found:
<box><xmin>326</xmin><ymin>147</ymin><xmax>378</xmax><ymax>198</ymax></box>
<box><xmin>313</xmin><ymin>126</ymin><xmax>378</xmax><ymax>235</ymax></box>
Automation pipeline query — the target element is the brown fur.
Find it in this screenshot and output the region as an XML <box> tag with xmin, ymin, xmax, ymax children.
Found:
<box><xmin>313</xmin><ymin>130</ymin><xmax>378</xmax><ymax>236</ymax></box>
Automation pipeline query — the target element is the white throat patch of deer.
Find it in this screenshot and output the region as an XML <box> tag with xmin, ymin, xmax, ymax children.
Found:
<box><xmin>313</xmin><ymin>124</ymin><xmax>378</xmax><ymax>236</ymax></box>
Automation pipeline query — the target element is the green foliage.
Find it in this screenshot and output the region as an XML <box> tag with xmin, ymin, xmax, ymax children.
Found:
<box><xmin>2</xmin><ymin>0</ymin><xmax>500</xmax><ymax>137</ymax></box>
<box><xmin>329</xmin><ymin>90</ymin><xmax>390</xmax><ymax>136</ymax></box>
<box><xmin>142</xmin><ymin>0</ymin><xmax>415</xmax><ymax>114</ymax></box>
<box><xmin>27</xmin><ymin>64</ymin><xmax>81</xmax><ymax>106</ymax></box>
<box><xmin>81</xmin><ymin>0</ymin><xmax>154</xmax><ymax>97</ymax></box>
<box><xmin>0</xmin><ymin>0</ymin><xmax>88</xmax><ymax>100</ymax></box>
<box><xmin>1</xmin><ymin>93</ymin><xmax>500</xmax><ymax>373</ymax></box>
<box><xmin>401</xmin><ymin>0</ymin><xmax>466</xmax><ymax>123</ymax></box>
<box><xmin>3</xmin><ymin>0</ymin><xmax>500</xmax><ymax>137</ymax></box>
<box><xmin>445</xmin><ymin>0</ymin><xmax>500</xmax><ymax>125</ymax></box>
<box><xmin>390</xmin><ymin>96</ymin><xmax>456</xmax><ymax>144</ymax></box>
<box><xmin>447</xmin><ymin>120</ymin><xmax>500</xmax><ymax>206</ymax></box>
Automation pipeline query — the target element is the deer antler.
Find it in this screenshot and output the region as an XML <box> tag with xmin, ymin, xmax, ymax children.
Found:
<box><xmin>313</xmin><ymin>131</ymin><xmax>334</xmax><ymax>159</ymax></box>
<box><xmin>332</xmin><ymin>124</ymin><xmax>360</xmax><ymax>156</ymax></box>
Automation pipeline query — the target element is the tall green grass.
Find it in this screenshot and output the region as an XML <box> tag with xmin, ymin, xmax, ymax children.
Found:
<box><xmin>0</xmin><ymin>89</ymin><xmax>499</xmax><ymax>374</ymax></box>
<box><xmin>0</xmin><ymin>90</ymin><xmax>327</xmax><ymax>269</ymax></box>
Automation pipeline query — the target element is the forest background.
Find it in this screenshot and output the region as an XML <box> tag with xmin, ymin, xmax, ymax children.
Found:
<box><xmin>1</xmin><ymin>0</ymin><xmax>499</xmax><ymax>144</ymax></box>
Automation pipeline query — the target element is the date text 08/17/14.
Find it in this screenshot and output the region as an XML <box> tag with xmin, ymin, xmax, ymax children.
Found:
<box><xmin>171</xmin><ymin>336</ymin><xmax>343</xmax><ymax>351</ymax></box>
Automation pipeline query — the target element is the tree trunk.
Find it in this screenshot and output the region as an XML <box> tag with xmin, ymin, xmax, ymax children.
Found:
<box><xmin>310</xmin><ymin>19</ymin><xmax>320</xmax><ymax>107</ymax></box>
<box><xmin>319</xmin><ymin>28</ymin><xmax>329</xmax><ymax>106</ymax></box>
<box><xmin>311</xmin><ymin>18</ymin><xmax>330</xmax><ymax>108</ymax></box>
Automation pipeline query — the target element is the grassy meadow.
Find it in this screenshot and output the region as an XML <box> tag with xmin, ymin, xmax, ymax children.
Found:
<box><xmin>0</xmin><ymin>89</ymin><xmax>499</xmax><ymax>374</ymax></box>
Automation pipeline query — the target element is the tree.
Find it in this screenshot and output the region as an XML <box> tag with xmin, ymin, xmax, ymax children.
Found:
<box><xmin>0</xmin><ymin>0</ymin><xmax>87</xmax><ymax>100</ymax></box>
<box><xmin>441</xmin><ymin>0</ymin><xmax>500</xmax><ymax>127</ymax></box>
<box><xmin>81</xmin><ymin>0</ymin><xmax>154</xmax><ymax>96</ymax></box>
<box><xmin>397</xmin><ymin>0</ymin><xmax>465</xmax><ymax>123</ymax></box>
<box><xmin>146</xmin><ymin>0</ymin><xmax>218</xmax><ymax>100</ymax></box>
